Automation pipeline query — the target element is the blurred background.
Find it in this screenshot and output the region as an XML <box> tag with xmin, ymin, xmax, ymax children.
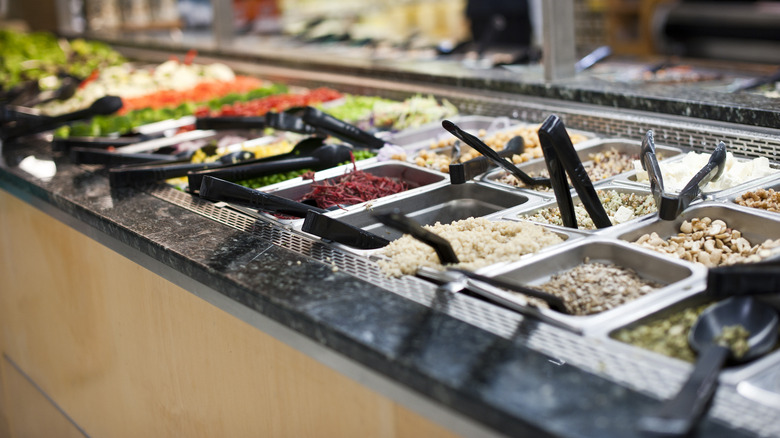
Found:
<box><xmin>1</xmin><ymin>0</ymin><xmax>779</xmax><ymax>64</ymax></box>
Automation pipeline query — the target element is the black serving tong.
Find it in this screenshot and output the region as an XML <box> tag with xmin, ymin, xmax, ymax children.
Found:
<box><xmin>15</xmin><ymin>75</ymin><xmax>81</xmax><ymax>108</ymax></box>
<box><xmin>108</xmin><ymin>149</ymin><xmax>255</xmax><ymax>188</ymax></box>
<box><xmin>448</xmin><ymin>135</ymin><xmax>525</xmax><ymax>184</ymax></box>
<box><xmin>301</xmin><ymin>106</ymin><xmax>386</xmax><ymax>149</ymax></box>
<box><xmin>70</xmin><ymin>147</ymin><xmax>184</xmax><ymax>166</ymax></box>
<box><xmin>641</xmin><ymin>130</ymin><xmax>727</xmax><ymax>220</ymax></box>
<box><xmin>186</xmin><ymin>142</ymin><xmax>352</xmax><ymax>192</ymax></box>
<box><xmin>199</xmin><ymin>176</ymin><xmax>389</xmax><ymax>249</ymax></box>
<box><xmin>538</xmin><ymin>114</ymin><xmax>611</xmax><ymax>229</ymax></box>
<box><xmin>0</xmin><ymin>95</ymin><xmax>123</xmax><ymax>141</ymax></box>
<box><xmin>373</xmin><ymin>210</ymin><xmax>460</xmax><ymax>264</ymax></box>
<box><xmin>442</xmin><ymin>120</ymin><xmax>551</xmax><ymax>188</ymax></box>
<box><xmin>704</xmin><ymin>259</ymin><xmax>780</xmax><ymax>298</ymax></box>
<box><xmin>373</xmin><ymin>210</ymin><xmax>569</xmax><ymax>312</ymax></box>
<box><xmin>195</xmin><ymin>111</ymin><xmax>316</xmax><ymax>135</ymax></box>
<box><xmin>448</xmin><ymin>269</ymin><xmax>569</xmax><ymax>313</ymax></box>
<box><xmin>301</xmin><ymin>211</ymin><xmax>390</xmax><ymax>250</ymax></box>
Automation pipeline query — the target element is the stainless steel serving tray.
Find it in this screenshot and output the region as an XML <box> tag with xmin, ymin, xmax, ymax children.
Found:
<box><xmin>224</xmin><ymin>160</ymin><xmax>448</xmax><ymax>228</ymax></box>
<box><xmin>715</xmin><ymin>173</ymin><xmax>780</xmax><ymax>217</ymax></box>
<box><xmin>603</xmin><ymin>291</ymin><xmax>780</xmax><ymax>402</ymax></box>
<box><xmin>613</xmin><ymin>152</ymin><xmax>780</xmax><ymax>200</ymax></box>
<box><xmin>612</xmin><ymin>202</ymin><xmax>780</xmax><ymax>260</ymax></box>
<box><xmin>329</xmin><ymin>181</ymin><xmax>547</xmax><ymax>242</ymax></box>
<box><xmin>385</xmin><ymin>115</ymin><xmax>515</xmax><ymax>150</ymax></box>
<box><xmin>481</xmin><ymin>139</ymin><xmax>684</xmax><ymax>196</ymax></box>
<box><xmin>469</xmin><ymin>238</ymin><xmax>704</xmax><ymax>335</ymax></box>
<box><xmin>501</xmin><ymin>184</ymin><xmax>659</xmax><ymax>233</ymax></box>
<box><xmin>408</xmin><ymin>119</ymin><xmax>597</xmax><ymax>173</ymax></box>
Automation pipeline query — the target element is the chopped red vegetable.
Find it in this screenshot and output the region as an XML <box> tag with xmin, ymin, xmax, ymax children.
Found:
<box><xmin>300</xmin><ymin>166</ymin><xmax>410</xmax><ymax>209</ymax></box>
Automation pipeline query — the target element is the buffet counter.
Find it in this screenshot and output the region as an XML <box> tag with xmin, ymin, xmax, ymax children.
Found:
<box><xmin>2</xmin><ymin>48</ymin><xmax>780</xmax><ymax>437</ymax></box>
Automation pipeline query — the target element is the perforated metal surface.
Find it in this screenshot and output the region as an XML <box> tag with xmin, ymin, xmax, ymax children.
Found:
<box><xmin>146</xmin><ymin>93</ymin><xmax>780</xmax><ymax>436</ymax></box>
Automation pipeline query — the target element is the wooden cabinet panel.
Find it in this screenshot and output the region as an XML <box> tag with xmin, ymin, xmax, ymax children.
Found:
<box><xmin>1</xmin><ymin>358</ymin><xmax>85</xmax><ymax>438</ymax></box>
<box><xmin>0</xmin><ymin>190</ymin><xmax>459</xmax><ymax>438</ymax></box>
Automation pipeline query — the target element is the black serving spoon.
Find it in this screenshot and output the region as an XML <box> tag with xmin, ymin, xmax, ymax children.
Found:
<box><xmin>538</xmin><ymin>114</ymin><xmax>611</xmax><ymax>229</ymax></box>
<box><xmin>641</xmin><ymin>130</ymin><xmax>727</xmax><ymax>220</ymax></box>
<box><xmin>442</xmin><ymin>120</ymin><xmax>551</xmax><ymax>188</ymax></box>
<box><xmin>638</xmin><ymin>297</ymin><xmax>778</xmax><ymax>437</ymax></box>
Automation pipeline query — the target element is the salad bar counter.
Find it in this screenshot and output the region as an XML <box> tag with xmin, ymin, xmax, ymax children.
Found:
<box><xmin>2</xmin><ymin>34</ymin><xmax>780</xmax><ymax>438</ymax></box>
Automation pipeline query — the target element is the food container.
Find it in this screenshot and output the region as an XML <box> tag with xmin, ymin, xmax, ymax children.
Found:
<box><xmin>408</xmin><ymin>120</ymin><xmax>596</xmax><ymax>173</ymax></box>
<box><xmin>720</xmin><ymin>173</ymin><xmax>780</xmax><ymax>216</ymax></box>
<box><xmin>330</xmin><ymin>182</ymin><xmax>546</xmax><ymax>242</ymax></box>
<box><xmin>502</xmin><ymin>185</ymin><xmax>658</xmax><ymax>232</ymax></box>
<box><xmin>472</xmin><ymin>238</ymin><xmax>704</xmax><ymax>334</ymax></box>
<box><xmin>606</xmin><ymin>292</ymin><xmax>780</xmax><ymax>394</ymax></box>
<box><xmin>481</xmin><ymin>139</ymin><xmax>683</xmax><ymax>195</ymax></box>
<box><xmin>386</xmin><ymin>115</ymin><xmax>514</xmax><ymax>150</ymax></box>
<box><xmin>230</xmin><ymin>161</ymin><xmax>448</xmax><ymax>228</ymax></box>
<box><xmin>613</xmin><ymin>202</ymin><xmax>780</xmax><ymax>266</ymax></box>
<box><xmin>363</xmin><ymin>218</ymin><xmax>584</xmax><ymax>275</ymax></box>
<box><xmin>614</xmin><ymin>152</ymin><xmax>780</xmax><ymax>199</ymax></box>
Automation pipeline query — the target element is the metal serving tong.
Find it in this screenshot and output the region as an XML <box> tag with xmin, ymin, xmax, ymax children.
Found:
<box><xmin>372</xmin><ymin>210</ymin><xmax>568</xmax><ymax>313</ymax></box>
<box><xmin>641</xmin><ymin>130</ymin><xmax>727</xmax><ymax>221</ymax></box>
<box><xmin>442</xmin><ymin>120</ymin><xmax>551</xmax><ymax>188</ymax></box>
<box><xmin>538</xmin><ymin>114</ymin><xmax>611</xmax><ymax>229</ymax></box>
<box><xmin>705</xmin><ymin>259</ymin><xmax>780</xmax><ymax>298</ymax></box>
<box><xmin>199</xmin><ymin>176</ymin><xmax>389</xmax><ymax>250</ymax></box>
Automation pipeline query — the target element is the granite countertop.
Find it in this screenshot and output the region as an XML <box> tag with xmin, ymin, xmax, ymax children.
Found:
<box><xmin>0</xmin><ymin>133</ymin><xmax>763</xmax><ymax>437</ymax></box>
<box><xmin>82</xmin><ymin>32</ymin><xmax>780</xmax><ymax>130</ymax></box>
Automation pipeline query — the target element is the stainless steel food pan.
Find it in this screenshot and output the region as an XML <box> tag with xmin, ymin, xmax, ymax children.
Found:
<box><xmin>502</xmin><ymin>185</ymin><xmax>658</xmax><ymax>233</ymax></box>
<box><xmin>331</xmin><ymin>182</ymin><xmax>539</xmax><ymax>242</ymax></box>
<box><xmin>605</xmin><ymin>292</ymin><xmax>780</xmax><ymax>395</ymax></box>
<box><xmin>266</xmin><ymin>160</ymin><xmax>447</xmax><ymax>206</ymax></box>
<box><xmin>717</xmin><ymin>173</ymin><xmax>780</xmax><ymax>215</ymax></box>
<box><xmin>614</xmin><ymin>202</ymin><xmax>780</xmax><ymax>259</ymax></box>
<box><xmin>613</xmin><ymin>153</ymin><xmax>780</xmax><ymax>198</ymax></box>
<box><xmin>471</xmin><ymin>238</ymin><xmax>704</xmax><ymax>335</ymax></box>
<box><xmin>482</xmin><ymin>139</ymin><xmax>683</xmax><ymax>193</ymax></box>
<box><xmin>387</xmin><ymin>115</ymin><xmax>514</xmax><ymax>149</ymax></box>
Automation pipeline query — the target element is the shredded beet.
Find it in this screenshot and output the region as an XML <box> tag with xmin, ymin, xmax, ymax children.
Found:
<box><xmin>300</xmin><ymin>169</ymin><xmax>409</xmax><ymax>209</ymax></box>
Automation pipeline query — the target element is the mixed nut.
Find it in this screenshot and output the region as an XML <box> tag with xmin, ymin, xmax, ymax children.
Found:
<box><xmin>632</xmin><ymin>217</ymin><xmax>780</xmax><ymax>267</ymax></box>
<box><xmin>735</xmin><ymin>188</ymin><xmax>780</xmax><ymax>213</ymax></box>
